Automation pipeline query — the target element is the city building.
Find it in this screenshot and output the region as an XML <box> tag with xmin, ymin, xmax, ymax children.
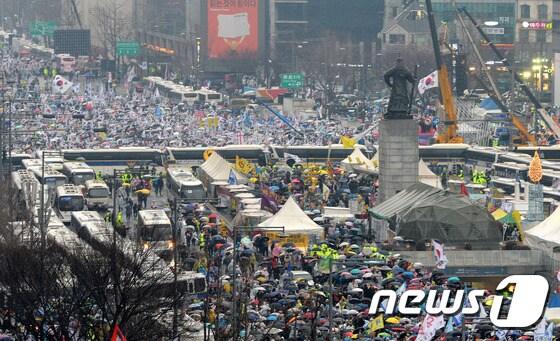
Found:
<box><xmin>515</xmin><ymin>0</ymin><xmax>554</xmax><ymax>102</ymax></box>
<box><xmin>378</xmin><ymin>0</ymin><xmax>430</xmax><ymax>51</ymax></box>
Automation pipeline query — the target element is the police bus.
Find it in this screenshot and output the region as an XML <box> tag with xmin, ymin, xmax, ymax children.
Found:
<box><xmin>11</xmin><ymin>169</ymin><xmax>41</xmax><ymax>217</ymax></box>
<box><xmin>167</xmin><ymin>167</ymin><xmax>206</xmax><ymax>201</ymax></box>
<box><xmin>70</xmin><ymin>211</ymin><xmax>206</xmax><ymax>296</ymax></box>
<box><xmin>70</xmin><ymin>211</ymin><xmax>113</xmax><ymax>250</ymax></box>
<box><xmin>61</xmin><ymin>162</ymin><xmax>96</xmax><ymax>186</ymax></box>
<box><xmin>84</xmin><ymin>179</ymin><xmax>111</xmax><ymax>210</ymax></box>
<box><xmin>54</xmin><ymin>184</ymin><xmax>85</xmax><ymax>224</ymax></box>
<box><xmin>137</xmin><ymin>209</ymin><xmax>174</xmax><ymax>258</ymax></box>
<box><xmin>30</xmin><ymin>166</ymin><xmax>67</xmax><ymax>189</ymax></box>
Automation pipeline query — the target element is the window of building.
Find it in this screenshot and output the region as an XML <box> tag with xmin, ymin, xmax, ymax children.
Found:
<box><xmin>536</xmin><ymin>30</ymin><xmax>547</xmax><ymax>42</ymax></box>
<box><xmin>392</xmin><ymin>6</ymin><xmax>399</xmax><ymax>18</ymax></box>
<box><xmin>520</xmin><ymin>4</ymin><xmax>531</xmax><ymax>19</ymax></box>
<box><xmin>276</xmin><ymin>3</ymin><xmax>306</xmax><ymax>22</ymax></box>
<box><xmin>519</xmin><ymin>29</ymin><xmax>529</xmax><ymax>42</ymax></box>
<box><xmin>538</xmin><ymin>4</ymin><xmax>548</xmax><ymax>19</ymax></box>
<box><xmin>389</xmin><ymin>34</ymin><xmax>405</xmax><ymax>44</ymax></box>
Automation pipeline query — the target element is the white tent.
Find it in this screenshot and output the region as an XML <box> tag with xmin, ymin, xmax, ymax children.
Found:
<box><xmin>418</xmin><ymin>159</ymin><xmax>443</xmax><ymax>189</ymax></box>
<box><xmin>525</xmin><ymin>205</ymin><xmax>560</xmax><ymax>253</ymax></box>
<box><xmin>198</xmin><ymin>152</ymin><xmax>247</xmax><ymax>185</ymax></box>
<box><xmin>258</xmin><ymin>197</ymin><xmax>324</xmax><ymax>237</ymax></box>
<box><xmin>323</xmin><ymin>207</ymin><xmax>354</xmax><ymax>223</ymax></box>
<box><xmin>341</xmin><ymin>147</ymin><xmax>377</xmax><ymax>174</ymax></box>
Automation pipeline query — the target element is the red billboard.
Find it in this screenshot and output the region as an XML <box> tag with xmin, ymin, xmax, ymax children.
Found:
<box><xmin>207</xmin><ymin>0</ymin><xmax>259</xmax><ymax>60</ymax></box>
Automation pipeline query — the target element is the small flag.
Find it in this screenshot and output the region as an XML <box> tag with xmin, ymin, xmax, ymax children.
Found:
<box><xmin>228</xmin><ymin>169</ymin><xmax>238</xmax><ymax>185</ymax></box>
<box><xmin>111</xmin><ymin>324</ymin><xmax>127</xmax><ymax>341</ymax></box>
<box><xmin>284</xmin><ymin>152</ymin><xmax>303</xmax><ymax>164</ymax></box>
<box><xmin>369</xmin><ymin>314</ymin><xmax>384</xmax><ymax>333</ymax></box>
<box><xmin>445</xmin><ymin>317</ymin><xmax>454</xmax><ymax>334</ymax></box>
<box><xmin>432</xmin><ymin>239</ymin><xmax>448</xmax><ymax>269</ymax></box>
<box><xmin>396</xmin><ymin>282</ymin><xmax>407</xmax><ymax>296</ymax></box>
<box><xmin>52</xmin><ymin>75</ymin><xmax>73</xmax><ymax>94</ymax></box>
<box><xmin>340</xmin><ymin>135</ymin><xmax>356</xmax><ymax>148</ymax></box>
<box><xmin>418</xmin><ymin>70</ymin><xmax>439</xmax><ymax>95</ymax></box>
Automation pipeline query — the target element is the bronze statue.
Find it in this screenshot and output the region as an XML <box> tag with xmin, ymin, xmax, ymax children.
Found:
<box><xmin>383</xmin><ymin>58</ymin><xmax>416</xmax><ymax>119</ymax></box>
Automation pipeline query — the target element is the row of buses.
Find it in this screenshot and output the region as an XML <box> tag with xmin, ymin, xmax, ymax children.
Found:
<box><xmin>144</xmin><ymin>76</ymin><xmax>223</xmax><ymax>106</ymax></box>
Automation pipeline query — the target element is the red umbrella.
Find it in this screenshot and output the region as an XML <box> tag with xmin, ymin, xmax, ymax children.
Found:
<box><xmin>208</xmin><ymin>213</ymin><xmax>218</xmax><ymax>219</ymax></box>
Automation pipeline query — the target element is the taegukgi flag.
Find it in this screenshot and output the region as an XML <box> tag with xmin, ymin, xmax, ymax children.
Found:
<box><xmin>418</xmin><ymin>70</ymin><xmax>439</xmax><ymax>95</ymax></box>
<box><xmin>432</xmin><ymin>239</ymin><xmax>448</xmax><ymax>269</ymax></box>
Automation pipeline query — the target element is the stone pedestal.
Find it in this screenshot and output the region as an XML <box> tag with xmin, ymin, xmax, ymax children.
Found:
<box><xmin>379</xmin><ymin>119</ymin><xmax>419</xmax><ymax>203</ymax></box>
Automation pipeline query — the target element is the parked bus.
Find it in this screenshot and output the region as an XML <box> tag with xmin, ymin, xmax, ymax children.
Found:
<box><xmin>30</xmin><ymin>167</ymin><xmax>67</xmax><ymax>189</ymax></box>
<box><xmin>197</xmin><ymin>88</ymin><xmax>223</xmax><ymax>105</ymax></box>
<box><xmin>167</xmin><ymin>167</ymin><xmax>206</xmax><ymax>201</ymax></box>
<box><xmin>137</xmin><ymin>209</ymin><xmax>174</xmax><ymax>258</ymax></box>
<box><xmin>22</xmin><ymin>158</ymin><xmax>43</xmax><ymax>170</ymax></box>
<box><xmin>61</xmin><ymin>162</ymin><xmax>96</xmax><ymax>186</ymax></box>
<box><xmin>56</xmin><ymin>54</ymin><xmax>77</xmax><ymax>74</ymax></box>
<box><xmin>84</xmin><ymin>179</ymin><xmax>112</xmax><ymax>210</ymax></box>
<box><xmin>11</xmin><ymin>169</ymin><xmax>40</xmax><ymax>215</ymax></box>
<box><xmin>34</xmin><ymin>151</ymin><xmax>65</xmax><ymax>171</ymax></box>
<box><xmin>54</xmin><ymin>184</ymin><xmax>85</xmax><ymax>224</ymax></box>
<box><xmin>70</xmin><ymin>211</ymin><xmax>113</xmax><ymax>250</ymax></box>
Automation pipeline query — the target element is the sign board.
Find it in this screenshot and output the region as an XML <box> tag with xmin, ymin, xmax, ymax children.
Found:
<box><xmin>30</xmin><ymin>21</ymin><xmax>57</xmax><ymax>37</ymax></box>
<box><xmin>280</xmin><ymin>73</ymin><xmax>304</xmax><ymax>89</ymax></box>
<box><xmin>266</xmin><ymin>232</ymin><xmax>309</xmax><ymax>251</ymax></box>
<box><xmin>482</xmin><ymin>27</ymin><xmax>504</xmax><ymax>35</ymax></box>
<box><xmin>116</xmin><ymin>41</ymin><xmax>140</xmax><ymax>57</ymax></box>
<box><xmin>521</xmin><ymin>21</ymin><xmax>553</xmax><ymax>30</ymax></box>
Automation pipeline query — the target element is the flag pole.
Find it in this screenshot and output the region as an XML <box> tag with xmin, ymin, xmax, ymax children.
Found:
<box><xmin>408</xmin><ymin>64</ymin><xmax>419</xmax><ymax>116</ymax></box>
<box><xmin>461</xmin><ymin>283</ymin><xmax>467</xmax><ymax>341</ymax></box>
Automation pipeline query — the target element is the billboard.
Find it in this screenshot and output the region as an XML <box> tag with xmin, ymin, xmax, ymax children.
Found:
<box><xmin>207</xmin><ymin>0</ymin><xmax>259</xmax><ymax>60</ymax></box>
<box><xmin>53</xmin><ymin>29</ymin><xmax>90</xmax><ymax>57</ymax></box>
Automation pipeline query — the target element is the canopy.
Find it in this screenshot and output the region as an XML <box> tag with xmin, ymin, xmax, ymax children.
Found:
<box><xmin>323</xmin><ymin>207</ymin><xmax>354</xmax><ymax>223</ymax></box>
<box><xmin>341</xmin><ymin>147</ymin><xmax>377</xmax><ymax>173</ymax></box>
<box><xmin>258</xmin><ymin>197</ymin><xmax>324</xmax><ymax>237</ymax></box>
<box><xmin>418</xmin><ymin>159</ymin><xmax>442</xmax><ymax>189</ymax></box>
<box><xmin>369</xmin><ymin>183</ymin><xmax>443</xmax><ymax>221</ymax></box>
<box><xmin>398</xmin><ymin>192</ymin><xmax>502</xmax><ymax>248</ymax></box>
<box><xmin>198</xmin><ymin>152</ymin><xmax>247</xmax><ymax>184</ymax></box>
<box><xmin>525</xmin><ymin>205</ymin><xmax>560</xmax><ymax>252</ymax></box>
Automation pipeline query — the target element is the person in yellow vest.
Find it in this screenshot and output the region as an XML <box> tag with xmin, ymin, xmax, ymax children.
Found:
<box><xmin>115</xmin><ymin>211</ymin><xmax>126</xmax><ymax>235</ymax></box>
<box><xmin>199</xmin><ymin>232</ymin><xmax>206</xmax><ymax>250</ymax></box>
<box><xmin>51</xmin><ymin>68</ymin><xmax>57</xmax><ymax>77</ymax></box>
<box><xmin>96</xmin><ymin>171</ymin><xmax>103</xmax><ymax>181</ymax></box>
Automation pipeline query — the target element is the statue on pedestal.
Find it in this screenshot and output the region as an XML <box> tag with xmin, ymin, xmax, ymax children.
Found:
<box><xmin>383</xmin><ymin>58</ymin><xmax>416</xmax><ymax>119</ymax></box>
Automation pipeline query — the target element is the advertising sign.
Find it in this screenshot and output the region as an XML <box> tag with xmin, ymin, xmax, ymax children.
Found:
<box><xmin>207</xmin><ymin>0</ymin><xmax>259</xmax><ymax>59</ymax></box>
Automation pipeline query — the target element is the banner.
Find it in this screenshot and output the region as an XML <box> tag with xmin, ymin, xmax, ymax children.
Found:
<box><xmin>208</xmin><ymin>0</ymin><xmax>259</xmax><ymax>59</ymax></box>
<box><xmin>266</xmin><ymin>232</ymin><xmax>308</xmax><ymax>251</ymax></box>
<box><xmin>260</xmin><ymin>184</ymin><xmax>279</xmax><ymax>213</ymax></box>
<box><xmin>416</xmin><ymin>314</ymin><xmax>445</xmax><ymax>341</ymax></box>
<box><xmin>235</xmin><ymin>155</ymin><xmax>255</xmax><ymax>174</ymax></box>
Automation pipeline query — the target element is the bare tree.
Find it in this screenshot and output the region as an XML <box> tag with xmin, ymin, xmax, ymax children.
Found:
<box><xmin>0</xmin><ymin>177</ymin><xmax>195</xmax><ymax>341</ymax></box>
<box><xmin>92</xmin><ymin>0</ymin><xmax>133</xmax><ymax>58</ymax></box>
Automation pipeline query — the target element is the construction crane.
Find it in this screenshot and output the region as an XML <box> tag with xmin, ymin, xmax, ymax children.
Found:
<box><xmin>425</xmin><ymin>0</ymin><xmax>464</xmax><ymax>144</ymax></box>
<box><xmin>455</xmin><ymin>8</ymin><xmax>537</xmax><ymax>146</ymax></box>
<box><xmin>460</xmin><ymin>7</ymin><xmax>560</xmax><ymax>144</ymax></box>
<box><xmin>69</xmin><ymin>0</ymin><xmax>83</xmax><ymax>28</ymax></box>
